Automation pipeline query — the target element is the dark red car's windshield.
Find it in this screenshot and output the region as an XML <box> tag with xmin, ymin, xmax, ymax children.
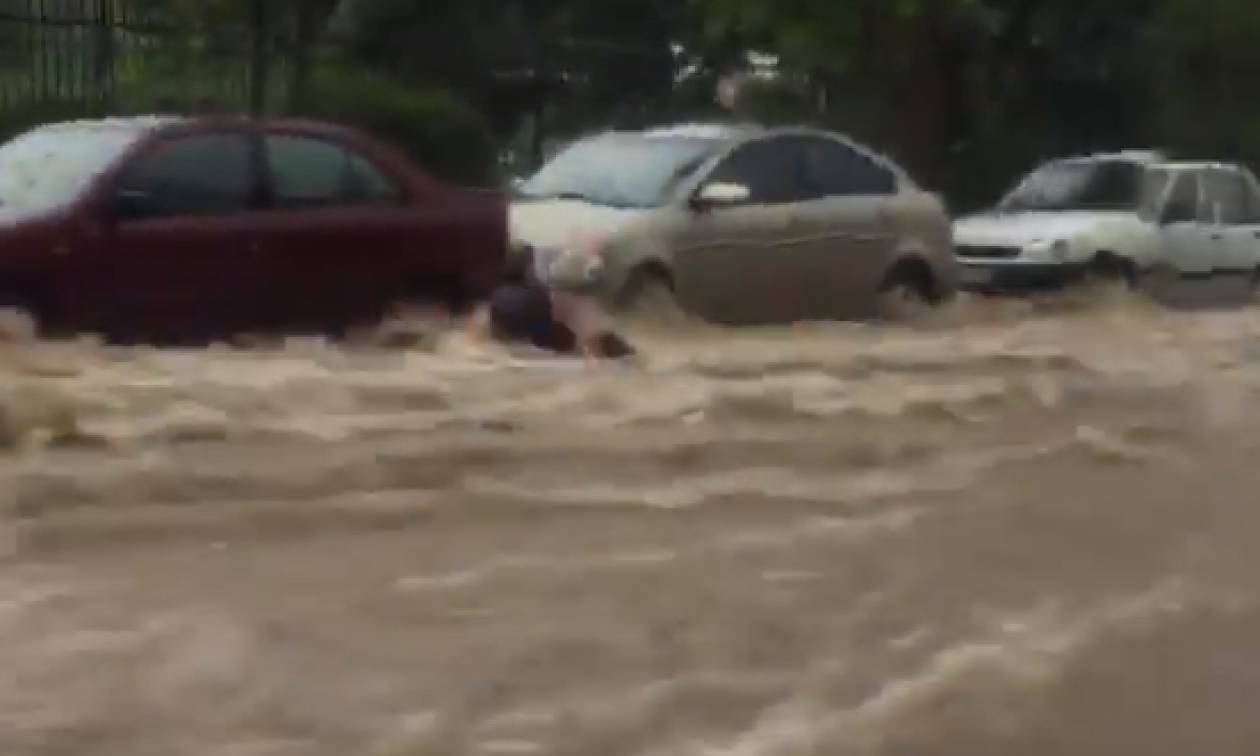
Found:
<box><xmin>0</xmin><ymin>125</ymin><xmax>145</xmax><ymax>218</ymax></box>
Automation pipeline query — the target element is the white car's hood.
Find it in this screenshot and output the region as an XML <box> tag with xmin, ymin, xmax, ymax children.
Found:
<box><xmin>954</xmin><ymin>211</ymin><xmax>1136</xmax><ymax>247</ymax></box>
<box><xmin>509</xmin><ymin>199</ymin><xmax>649</xmax><ymax>251</ymax></box>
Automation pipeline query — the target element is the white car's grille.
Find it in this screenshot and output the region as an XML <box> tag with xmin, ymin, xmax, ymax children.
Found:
<box><xmin>957</xmin><ymin>244</ymin><xmax>1021</xmax><ymax>259</ymax></box>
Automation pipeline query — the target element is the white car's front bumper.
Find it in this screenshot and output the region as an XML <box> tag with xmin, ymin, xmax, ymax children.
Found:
<box><xmin>957</xmin><ymin>257</ymin><xmax>1090</xmax><ymax>291</ymax></box>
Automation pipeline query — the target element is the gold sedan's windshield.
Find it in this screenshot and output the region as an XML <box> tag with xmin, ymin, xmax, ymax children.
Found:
<box><xmin>518</xmin><ymin>133</ymin><xmax>725</xmax><ymax>209</ymax></box>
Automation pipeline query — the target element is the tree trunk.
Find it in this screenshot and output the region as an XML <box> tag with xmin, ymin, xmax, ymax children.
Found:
<box><xmin>289</xmin><ymin>1</ymin><xmax>319</xmax><ymax>113</ymax></box>
<box><xmin>530</xmin><ymin>102</ymin><xmax>546</xmax><ymax>170</ymax></box>
<box><xmin>899</xmin><ymin>5</ymin><xmax>950</xmax><ymax>190</ymax></box>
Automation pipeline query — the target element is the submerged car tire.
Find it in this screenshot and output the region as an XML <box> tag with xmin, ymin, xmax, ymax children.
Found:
<box><xmin>615</xmin><ymin>266</ymin><xmax>684</xmax><ymax>324</ymax></box>
<box><xmin>876</xmin><ymin>260</ymin><xmax>937</xmax><ymax>322</ymax></box>
<box><xmin>1139</xmin><ymin>262</ymin><xmax>1180</xmax><ymax>296</ymax></box>
<box><xmin>1085</xmin><ymin>253</ymin><xmax>1138</xmax><ymax>289</ymax></box>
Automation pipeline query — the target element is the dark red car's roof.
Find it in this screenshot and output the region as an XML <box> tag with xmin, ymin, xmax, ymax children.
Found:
<box><xmin>23</xmin><ymin>115</ymin><xmax>187</xmax><ymax>139</ymax></box>
<box><xmin>30</xmin><ymin>115</ymin><xmax>371</xmax><ymax>141</ymax></box>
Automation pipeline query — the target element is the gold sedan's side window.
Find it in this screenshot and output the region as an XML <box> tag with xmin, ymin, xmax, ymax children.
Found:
<box><xmin>798</xmin><ymin>137</ymin><xmax>896</xmax><ymax>198</ymax></box>
<box><xmin>704</xmin><ymin>139</ymin><xmax>807</xmax><ymax>205</ymax></box>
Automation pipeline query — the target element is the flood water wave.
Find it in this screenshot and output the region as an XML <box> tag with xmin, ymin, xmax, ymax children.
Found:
<box><xmin>4</xmin><ymin>290</ymin><xmax>1260</xmax><ymax>755</ymax></box>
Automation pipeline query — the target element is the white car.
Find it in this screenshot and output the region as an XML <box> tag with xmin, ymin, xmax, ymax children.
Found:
<box><xmin>954</xmin><ymin>151</ymin><xmax>1260</xmax><ymax>293</ymax></box>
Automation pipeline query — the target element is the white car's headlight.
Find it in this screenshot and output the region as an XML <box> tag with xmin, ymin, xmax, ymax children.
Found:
<box><xmin>1027</xmin><ymin>239</ymin><xmax>1072</xmax><ymax>261</ymax></box>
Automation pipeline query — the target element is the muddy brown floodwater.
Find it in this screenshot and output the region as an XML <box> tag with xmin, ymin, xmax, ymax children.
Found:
<box><xmin>5</xmin><ymin>289</ymin><xmax>1260</xmax><ymax>756</ymax></box>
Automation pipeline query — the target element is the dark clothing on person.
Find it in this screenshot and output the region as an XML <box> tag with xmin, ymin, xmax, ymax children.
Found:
<box><xmin>488</xmin><ymin>280</ymin><xmax>636</xmax><ymax>360</ymax></box>
<box><xmin>489</xmin><ymin>283</ymin><xmax>578</xmax><ymax>353</ymax></box>
<box><xmin>489</xmin><ymin>246</ymin><xmax>636</xmax><ymax>359</ymax></box>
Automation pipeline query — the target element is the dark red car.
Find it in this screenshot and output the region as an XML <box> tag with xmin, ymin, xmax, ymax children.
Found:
<box><xmin>0</xmin><ymin>116</ymin><xmax>507</xmax><ymax>341</ymax></box>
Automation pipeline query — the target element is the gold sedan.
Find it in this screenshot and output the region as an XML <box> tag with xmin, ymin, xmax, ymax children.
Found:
<box><xmin>511</xmin><ymin>123</ymin><xmax>958</xmax><ymax>325</ymax></box>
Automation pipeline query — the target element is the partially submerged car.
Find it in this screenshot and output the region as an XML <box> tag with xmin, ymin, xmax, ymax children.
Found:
<box><xmin>510</xmin><ymin>123</ymin><xmax>958</xmax><ymax>325</ymax></box>
<box><xmin>955</xmin><ymin>151</ymin><xmax>1260</xmax><ymax>293</ymax></box>
<box><xmin>0</xmin><ymin>117</ymin><xmax>506</xmax><ymax>341</ymax></box>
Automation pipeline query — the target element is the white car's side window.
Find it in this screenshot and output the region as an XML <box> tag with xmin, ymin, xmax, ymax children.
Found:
<box><xmin>1140</xmin><ymin>168</ymin><xmax>1174</xmax><ymax>220</ymax></box>
<box><xmin>1204</xmin><ymin>168</ymin><xmax>1260</xmax><ymax>226</ymax></box>
<box><xmin>1161</xmin><ymin>173</ymin><xmax>1200</xmax><ymax>225</ymax></box>
<box><xmin>1198</xmin><ymin>170</ymin><xmax>1220</xmax><ymax>225</ymax></box>
<box><xmin>1241</xmin><ymin>172</ymin><xmax>1260</xmax><ymax>224</ymax></box>
<box><xmin>1195</xmin><ymin>170</ymin><xmax>1223</xmax><ymax>225</ymax></box>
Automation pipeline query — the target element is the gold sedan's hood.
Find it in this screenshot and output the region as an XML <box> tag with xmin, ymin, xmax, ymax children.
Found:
<box><xmin>509</xmin><ymin>199</ymin><xmax>650</xmax><ymax>252</ymax></box>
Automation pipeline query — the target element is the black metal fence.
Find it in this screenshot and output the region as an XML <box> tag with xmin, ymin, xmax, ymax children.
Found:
<box><xmin>0</xmin><ymin>0</ymin><xmax>278</xmax><ymax>115</ymax></box>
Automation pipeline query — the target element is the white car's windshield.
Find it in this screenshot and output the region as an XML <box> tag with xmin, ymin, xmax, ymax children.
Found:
<box><xmin>999</xmin><ymin>159</ymin><xmax>1146</xmax><ymax>213</ymax></box>
<box><xmin>0</xmin><ymin>126</ymin><xmax>143</xmax><ymax>216</ymax></box>
<box><xmin>518</xmin><ymin>133</ymin><xmax>725</xmax><ymax>209</ymax></box>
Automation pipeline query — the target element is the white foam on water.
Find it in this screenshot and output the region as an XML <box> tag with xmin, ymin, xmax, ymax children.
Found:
<box><xmin>2</xmin><ymin>293</ymin><xmax>1260</xmax><ymax>754</ymax></box>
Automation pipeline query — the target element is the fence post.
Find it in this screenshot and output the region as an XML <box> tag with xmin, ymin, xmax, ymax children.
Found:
<box><xmin>95</xmin><ymin>0</ymin><xmax>115</xmax><ymax>104</ymax></box>
<box><xmin>248</xmin><ymin>0</ymin><xmax>269</xmax><ymax>116</ymax></box>
<box><xmin>289</xmin><ymin>1</ymin><xmax>316</xmax><ymax>113</ymax></box>
<box><xmin>33</xmin><ymin>0</ymin><xmax>45</xmax><ymax>102</ymax></box>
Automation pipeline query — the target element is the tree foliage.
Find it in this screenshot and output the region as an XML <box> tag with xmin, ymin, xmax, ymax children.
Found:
<box><xmin>297</xmin><ymin>66</ymin><xmax>499</xmax><ymax>186</ymax></box>
<box><xmin>9</xmin><ymin>0</ymin><xmax>1260</xmax><ymax>199</ymax></box>
<box><xmin>1152</xmin><ymin>0</ymin><xmax>1260</xmax><ymax>166</ymax></box>
<box><xmin>286</xmin><ymin>0</ymin><xmax>1260</xmax><ymax>202</ymax></box>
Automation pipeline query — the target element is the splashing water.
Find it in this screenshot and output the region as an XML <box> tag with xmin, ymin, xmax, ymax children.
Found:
<box><xmin>4</xmin><ymin>289</ymin><xmax>1260</xmax><ymax>755</ymax></box>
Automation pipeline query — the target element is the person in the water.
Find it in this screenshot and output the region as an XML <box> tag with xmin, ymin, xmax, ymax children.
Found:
<box><xmin>486</xmin><ymin>243</ymin><xmax>636</xmax><ymax>360</ymax></box>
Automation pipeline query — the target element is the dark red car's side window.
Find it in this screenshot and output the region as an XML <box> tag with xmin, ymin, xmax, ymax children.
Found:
<box><xmin>114</xmin><ymin>132</ymin><xmax>258</xmax><ymax>220</ymax></box>
<box><xmin>263</xmin><ymin>134</ymin><xmax>404</xmax><ymax>210</ymax></box>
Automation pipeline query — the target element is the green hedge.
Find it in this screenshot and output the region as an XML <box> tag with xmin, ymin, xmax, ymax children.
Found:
<box><xmin>293</xmin><ymin>69</ymin><xmax>500</xmax><ymax>187</ymax></box>
<box><xmin>1</xmin><ymin>69</ymin><xmax>501</xmax><ymax>190</ymax></box>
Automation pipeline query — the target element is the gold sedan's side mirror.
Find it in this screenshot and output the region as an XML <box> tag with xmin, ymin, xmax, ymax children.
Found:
<box><xmin>689</xmin><ymin>181</ymin><xmax>750</xmax><ymax>212</ymax></box>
